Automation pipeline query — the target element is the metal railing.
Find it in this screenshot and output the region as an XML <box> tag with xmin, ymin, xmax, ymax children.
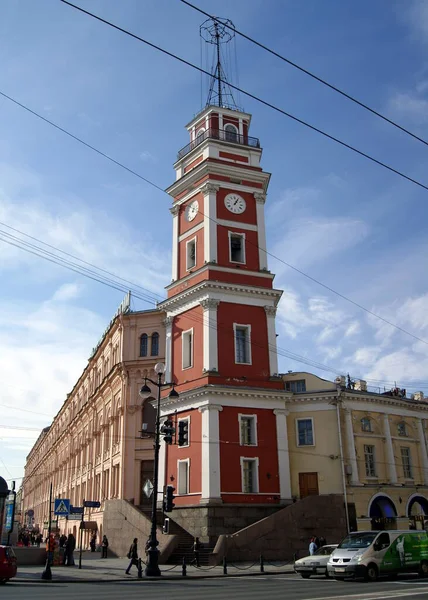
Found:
<box><xmin>177</xmin><ymin>128</ymin><xmax>260</xmax><ymax>160</ymax></box>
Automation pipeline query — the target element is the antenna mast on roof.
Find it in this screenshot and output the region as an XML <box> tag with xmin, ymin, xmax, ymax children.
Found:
<box><xmin>200</xmin><ymin>17</ymin><xmax>242</xmax><ymax>111</ymax></box>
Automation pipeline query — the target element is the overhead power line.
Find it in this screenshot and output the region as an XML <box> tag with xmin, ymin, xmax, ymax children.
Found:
<box><xmin>59</xmin><ymin>0</ymin><xmax>428</xmax><ymax>192</ymax></box>
<box><xmin>180</xmin><ymin>0</ymin><xmax>428</xmax><ymax>149</ymax></box>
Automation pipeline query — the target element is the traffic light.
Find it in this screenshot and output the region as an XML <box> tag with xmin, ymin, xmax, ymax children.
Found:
<box><xmin>164</xmin><ymin>486</ymin><xmax>175</xmax><ymax>512</ymax></box>
<box><xmin>161</xmin><ymin>419</ymin><xmax>175</xmax><ymax>444</ymax></box>
<box><xmin>178</xmin><ymin>420</ymin><xmax>189</xmax><ymax>447</ymax></box>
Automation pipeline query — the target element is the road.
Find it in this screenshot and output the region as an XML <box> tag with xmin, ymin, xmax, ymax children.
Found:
<box><xmin>4</xmin><ymin>574</ymin><xmax>428</xmax><ymax>599</ymax></box>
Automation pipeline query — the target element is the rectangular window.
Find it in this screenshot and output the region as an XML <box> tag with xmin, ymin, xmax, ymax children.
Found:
<box><xmin>239</xmin><ymin>415</ymin><xmax>257</xmax><ymax>446</ymax></box>
<box><xmin>229</xmin><ymin>232</ymin><xmax>245</xmax><ymax>263</ymax></box>
<box><xmin>241</xmin><ymin>458</ymin><xmax>259</xmax><ymax>493</ymax></box>
<box><xmin>186</xmin><ymin>238</ymin><xmax>196</xmax><ymax>270</ymax></box>
<box><xmin>296</xmin><ymin>418</ymin><xmax>314</xmax><ymax>446</ymax></box>
<box><xmin>401</xmin><ymin>447</ymin><xmax>413</xmax><ymax>479</ymax></box>
<box><xmin>182</xmin><ymin>329</ymin><xmax>193</xmax><ymax>370</ymax></box>
<box><xmin>178</xmin><ymin>459</ymin><xmax>189</xmax><ymax>495</ymax></box>
<box><xmin>364</xmin><ymin>444</ymin><xmax>376</xmax><ymax>477</ymax></box>
<box><xmin>234</xmin><ymin>324</ymin><xmax>251</xmax><ymax>364</ymax></box>
<box><xmin>285</xmin><ymin>380</ymin><xmax>306</xmax><ymax>393</ymax></box>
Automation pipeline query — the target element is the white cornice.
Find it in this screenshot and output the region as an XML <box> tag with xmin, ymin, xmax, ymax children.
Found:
<box><xmin>185</xmin><ymin>106</ymin><xmax>253</xmax><ymax>130</ymax></box>
<box><xmin>165</xmin><ymin>264</ymin><xmax>274</xmax><ymax>293</ymax></box>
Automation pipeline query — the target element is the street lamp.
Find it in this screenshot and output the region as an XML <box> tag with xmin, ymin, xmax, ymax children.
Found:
<box><xmin>139</xmin><ymin>362</ymin><xmax>178</xmax><ymax>577</ymax></box>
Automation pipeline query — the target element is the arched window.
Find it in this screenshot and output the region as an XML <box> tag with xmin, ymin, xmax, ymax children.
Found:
<box><xmin>224</xmin><ymin>123</ymin><xmax>238</xmax><ymax>143</ymax></box>
<box><xmin>196</xmin><ymin>128</ymin><xmax>205</xmax><ymax>142</ymax></box>
<box><xmin>140</xmin><ymin>334</ymin><xmax>148</xmax><ymax>357</ymax></box>
<box><xmin>361</xmin><ymin>417</ymin><xmax>372</xmax><ymax>433</ymax></box>
<box><xmin>151</xmin><ymin>332</ymin><xmax>159</xmax><ymax>356</ymax></box>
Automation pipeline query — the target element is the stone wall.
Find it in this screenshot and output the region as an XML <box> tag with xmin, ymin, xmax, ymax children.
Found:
<box><xmin>103</xmin><ymin>499</ymin><xmax>177</xmax><ymax>561</ymax></box>
<box><xmin>212</xmin><ymin>495</ymin><xmax>350</xmax><ymax>563</ymax></box>
<box><xmin>169</xmin><ymin>504</ymin><xmax>283</xmax><ymax>544</ymax></box>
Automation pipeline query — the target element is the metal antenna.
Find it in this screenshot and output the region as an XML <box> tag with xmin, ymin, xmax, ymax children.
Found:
<box><xmin>200</xmin><ymin>17</ymin><xmax>242</xmax><ymax>111</ymax></box>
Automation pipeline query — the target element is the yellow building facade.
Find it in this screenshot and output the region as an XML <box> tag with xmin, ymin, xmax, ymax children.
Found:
<box><xmin>283</xmin><ymin>372</ymin><xmax>428</xmax><ymax>532</ymax></box>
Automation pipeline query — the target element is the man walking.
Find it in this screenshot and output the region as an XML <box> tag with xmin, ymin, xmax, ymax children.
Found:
<box><xmin>101</xmin><ymin>535</ymin><xmax>109</xmax><ymax>558</ymax></box>
<box><xmin>125</xmin><ymin>538</ymin><xmax>138</xmax><ymax>575</ymax></box>
<box><xmin>193</xmin><ymin>537</ymin><xmax>201</xmax><ymax>567</ymax></box>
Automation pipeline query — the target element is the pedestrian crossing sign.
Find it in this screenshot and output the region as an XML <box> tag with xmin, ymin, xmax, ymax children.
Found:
<box><xmin>54</xmin><ymin>499</ymin><xmax>70</xmax><ymax>516</ymax></box>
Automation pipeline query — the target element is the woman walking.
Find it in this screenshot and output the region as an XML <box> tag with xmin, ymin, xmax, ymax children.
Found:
<box><xmin>125</xmin><ymin>538</ymin><xmax>138</xmax><ymax>575</ymax></box>
<box><xmin>101</xmin><ymin>535</ymin><xmax>109</xmax><ymax>558</ymax></box>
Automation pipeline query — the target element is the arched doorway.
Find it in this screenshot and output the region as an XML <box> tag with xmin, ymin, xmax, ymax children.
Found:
<box><xmin>369</xmin><ymin>494</ymin><xmax>397</xmax><ymax>530</ymax></box>
<box><xmin>407</xmin><ymin>495</ymin><xmax>428</xmax><ymax>530</ymax></box>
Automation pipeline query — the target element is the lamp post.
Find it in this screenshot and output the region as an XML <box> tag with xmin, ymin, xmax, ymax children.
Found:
<box><xmin>139</xmin><ymin>362</ymin><xmax>179</xmax><ymax>577</ymax></box>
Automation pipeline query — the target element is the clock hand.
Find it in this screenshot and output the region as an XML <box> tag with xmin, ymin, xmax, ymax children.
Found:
<box><xmin>234</xmin><ymin>199</ymin><xmax>239</xmax><ymax>206</ymax></box>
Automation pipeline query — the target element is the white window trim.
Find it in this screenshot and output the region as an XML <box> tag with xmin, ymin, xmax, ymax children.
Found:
<box><xmin>228</xmin><ymin>231</ymin><xmax>246</xmax><ymax>265</ymax></box>
<box><xmin>177</xmin><ymin>458</ymin><xmax>190</xmax><ymax>495</ymax></box>
<box><xmin>295</xmin><ymin>417</ymin><xmax>315</xmax><ymax>447</ymax></box>
<box><xmin>238</xmin><ymin>413</ymin><xmax>258</xmax><ymax>446</ymax></box>
<box><xmin>186</xmin><ymin>236</ymin><xmax>197</xmax><ymax>271</ymax></box>
<box><xmin>240</xmin><ymin>456</ymin><xmax>259</xmax><ymax>493</ymax></box>
<box><xmin>182</xmin><ymin>328</ymin><xmax>194</xmax><ymax>370</ymax></box>
<box><xmin>233</xmin><ymin>323</ymin><xmax>252</xmax><ymax>365</ymax></box>
<box><xmin>178</xmin><ymin>416</ymin><xmax>191</xmax><ymax>449</ymax></box>
<box><xmin>196</xmin><ymin>128</ymin><xmax>205</xmax><ymax>138</ymax></box>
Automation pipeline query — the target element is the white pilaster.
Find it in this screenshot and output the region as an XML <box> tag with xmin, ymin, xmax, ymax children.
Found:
<box><xmin>274</xmin><ymin>409</ymin><xmax>291</xmax><ymax>502</ymax></box>
<box><xmin>264</xmin><ymin>306</ymin><xmax>278</xmax><ymax>376</ymax></box>
<box><xmin>199</xmin><ymin>404</ymin><xmax>223</xmax><ymax>504</ymax></box>
<box><xmin>219</xmin><ymin>113</ymin><xmax>223</xmax><ymax>134</ymax></box>
<box><xmin>164</xmin><ymin>317</ymin><xmax>173</xmax><ymax>382</ymax></box>
<box><xmin>344</xmin><ymin>408</ymin><xmax>361</xmax><ymax>485</ymax></box>
<box><xmin>170</xmin><ymin>205</ymin><xmax>180</xmax><ymax>281</ymax></box>
<box><xmin>383</xmin><ymin>414</ymin><xmax>398</xmax><ymax>485</ymax></box>
<box><xmin>238</xmin><ymin>118</ymin><xmax>243</xmax><ymax>136</ymax></box>
<box><xmin>255</xmin><ymin>193</ymin><xmax>268</xmax><ymax>271</ymax></box>
<box><xmin>200</xmin><ymin>299</ymin><xmax>220</xmax><ymax>372</ymax></box>
<box><xmin>157</xmin><ymin>419</ymin><xmax>167</xmax><ymax>508</ymax></box>
<box><xmin>417</xmin><ymin>419</ymin><xmax>428</xmax><ymax>485</ymax></box>
<box><xmin>201</xmin><ymin>183</ymin><xmax>219</xmax><ymax>264</ymax></box>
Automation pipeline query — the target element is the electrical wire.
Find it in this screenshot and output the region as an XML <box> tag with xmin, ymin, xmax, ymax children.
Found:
<box><xmin>58</xmin><ymin>0</ymin><xmax>428</xmax><ymax>192</ymax></box>
<box><xmin>180</xmin><ymin>0</ymin><xmax>428</xmax><ymax>149</ymax></box>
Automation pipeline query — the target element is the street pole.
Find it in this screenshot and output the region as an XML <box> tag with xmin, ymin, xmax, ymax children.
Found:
<box><xmin>145</xmin><ymin>372</ymin><xmax>162</xmax><ymax>577</ymax></box>
<box><xmin>41</xmin><ymin>482</ymin><xmax>53</xmax><ymax>580</ymax></box>
<box><xmin>79</xmin><ymin>498</ymin><xmax>85</xmax><ymax>569</ymax></box>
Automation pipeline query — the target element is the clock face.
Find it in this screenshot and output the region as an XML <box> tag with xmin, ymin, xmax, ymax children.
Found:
<box><xmin>185</xmin><ymin>200</ymin><xmax>199</xmax><ymax>222</ymax></box>
<box><xmin>224</xmin><ymin>193</ymin><xmax>246</xmax><ymax>215</ymax></box>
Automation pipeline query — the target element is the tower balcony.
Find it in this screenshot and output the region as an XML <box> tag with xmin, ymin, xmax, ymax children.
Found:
<box><xmin>177</xmin><ymin>127</ymin><xmax>260</xmax><ymax>161</ymax></box>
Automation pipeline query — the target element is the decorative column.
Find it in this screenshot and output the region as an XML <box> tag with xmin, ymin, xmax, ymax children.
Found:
<box><xmin>170</xmin><ymin>205</ymin><xmax>180</xmax><ymax>282</ymax></box>
<box><xmin>164</xmin><ymin>317</ymin><xmax>173</xmax><ymax>382</ymax></box>
<box><xmin>201</xmin><ymin>183</ymin><xmax>219</xmax><ymax>264</ymax></box>
<box><xmin>254</xmin><ymin>192</ymin><xmax>268</xmax><ymax>271</ymax></box>
<box><xmin>274</xmin><ymin>409</ymin><xmax>291</xmax><ymax>502</ymax></box>
<box><xmin>417</xmin><ymin>419</ymin><xmax>428</xmax><ymax>485</ymax></box>
<box><xmin>199</xmin><ymin>405</ymin><xmax>223</xmax><ymax>505</ymax></box>
<box><xmin>383</xmin><ymin>414</ymin><xmax>398</xmax><ymax>485</ymax></box>
<box><xmin>344</xmin><ymin>408</ymin><xmax>361</xmax><ymax>485</ymax></box>
<box><xmin>200</xmin><ymin>299</ymin><xmax>220</xmax><ymax>373</ymax></box>
<box><xmin>157</xmin><ymin>418</ymin><xmax>168</xmax><ymax>508</ymax></box>
<box><xmin>264</xmin><ymin>306</ymin><xmax>279</xmax><ymax>376</ymax></box>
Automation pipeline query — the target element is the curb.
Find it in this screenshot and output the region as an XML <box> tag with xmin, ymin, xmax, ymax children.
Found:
<box><xmin>14</xmin><ymin>569</ymin><xmax>295</xmax><ymax>584</ymax></box>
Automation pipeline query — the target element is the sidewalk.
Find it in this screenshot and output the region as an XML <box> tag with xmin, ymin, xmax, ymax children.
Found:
<box><xmin>15</xmin><ymin>552</ymin><xmax>295</xmax><ymax>583</ymax></box>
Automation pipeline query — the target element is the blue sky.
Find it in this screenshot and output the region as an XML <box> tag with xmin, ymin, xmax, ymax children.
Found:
<box><xmin>1</xmin><ymin>0</ymin><xmax>428</xmax><ymax>483</ymax></box>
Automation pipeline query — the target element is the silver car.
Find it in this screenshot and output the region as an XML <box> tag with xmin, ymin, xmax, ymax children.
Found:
<box><xmin>294</xmin><ymin>544</ymin><xmax>339</xmax><ymax>578</ymax></box>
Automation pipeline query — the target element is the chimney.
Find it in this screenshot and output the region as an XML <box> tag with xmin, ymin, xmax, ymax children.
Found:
<box><xmin>413</xmin><ymin>391</ymin><xmax>424</xmax><ymax>401</ymax></box>
<box><xmin>354</xmin><ymin>379</ymin><xmax>367</xmax><ymax>392</ymax></box>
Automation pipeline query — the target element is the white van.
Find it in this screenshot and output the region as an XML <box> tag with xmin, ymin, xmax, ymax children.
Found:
<box><xmin>327</xmin><ymin>530</ymin><xmax>428</xmax><ymax>581</ymax></box>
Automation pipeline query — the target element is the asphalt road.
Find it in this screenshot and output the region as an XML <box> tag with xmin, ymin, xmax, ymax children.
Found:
<box><xmin>4</xmin><ymin>574</ymin><xmax>428</xmax><ymax>599</ymax></box>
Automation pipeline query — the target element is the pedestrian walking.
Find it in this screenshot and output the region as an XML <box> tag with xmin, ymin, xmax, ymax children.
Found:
<box><xmin>309</xmin><ymin>537</ymin><xmax>317</xmax><ymax>556</ymax></box>
<box><xmin>193</xmin><ymin>537</ymin><xmax>201</xmax><ymax>567</ymax></box>
<box><xmin>64</xmin><ymin>533</ymin><xmax>76</xmax><ymax>566</ymax></box>
<box><xmin>125</xmin><ymin>538</ymin><xmax>139</xmax><ymax>575</ymax></box>
<box><xmin>101</xmin><ymin>535</ymin><xmax>109</xmax><ymax>558</ymax></box>
<box><xmin>90</xmin><ymin>533</ymin><xmax>97</xmax><ymax>552</ymax></box>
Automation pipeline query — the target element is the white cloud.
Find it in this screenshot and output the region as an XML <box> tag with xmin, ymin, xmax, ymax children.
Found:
<box><xmin>388</xmin><ymin>92</ymin><xmax>428</xmax><ymax>125</ymax></box>
<box><xmin>52</xmin><ymin>282</ymin><xmax>82</xmax><ymax>302</ymax></box>
<box><xmin>406</xmin><ymin>0</ymin><xmax>428</xmax><ymax>40</ymax></box>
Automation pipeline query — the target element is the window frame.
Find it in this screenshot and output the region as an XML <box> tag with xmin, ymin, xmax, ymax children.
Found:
<box><xmin>186</xmin><ymin>237</ymin><xmax>197</xmax><ymax>271</ymax></box>
<box><xmin>364</xmin><ymin>444</ymin><xmax>377</xmax><ymax>477</ymax></box>
<box><xmin>397</xmin><ymin>421</ymin><xmax>407</xmax><ymax>437</ymax></box>
<box><xmin>238</xmin><ymin>413</ymin><xmax>258</xmax><ymax>446</ymax></box>
<box><xmin>233</xmin><ymin>323</ymin><xmax>252</xmax><ymax>365</ymax></box>
<box><xmin>224</xmin><ymin>123</ymin><xmax>239</xmax><ymax>142</ymax></box>
<box><xmin>151</xmin><ymin>332</ymin><xmax>159</xmax><ymax>357</ymax></box>
<box><xmin>240</xmin><ymin>457</ymin><xmax>259</xmax><ymax>493</ymax></box>
<box><xmin>139</xmin><ymin>333</ymin><xmax>148</xmax><ymax>357</ymax></box>
<box><xmin>177</xmin><ymin>458</ymin><xmax>190</xmax><ymax>495</ymax></box>
<box><xmin>182</xmin><ymin>328</ymin><xmax>194</xmax><ymax>370</ymax></box>
<box><xmin>401</xmin><ymin>446</ymin><xmax>413</xmax><ymax>479</ymax></box>
<box><xmin>228</xmin><ymin>231</ymin><xmax>246</xmax><ymax>265</ymax></box>
<box><xmin>361</xmin><ymin>417</ymin><xmax>372</xmax><ymax>433</ymax></box>
<box><xmin>177</xmin><ymin>416</ymin><xmax>190</xmax><ymax>448</ymax></box>
<box><xmin>296</xmin><ymin>417</ymin><xmax>315</xmax><ymax>447</ymax></box>
<box><xmin>285</xmin><ymin>379</ymin><xmax>306</xmax><ymax>393</ymax></box>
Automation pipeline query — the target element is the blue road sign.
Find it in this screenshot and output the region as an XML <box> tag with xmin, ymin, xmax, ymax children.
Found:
<box><xmin>54</xmin><ymin>498</ymin><xmax>70</xmax><ymax>516</ymax></box>
<box><xmin>5</xmin><ymin>502</ymin><xmax>14</xmax><ymax>533</ymax></box>
<box><xmin>70</xmin><ymin>505</ymin><xmax>84</xmax><ymax>514</ymax></box>
<box><xmin>83</xmin><ymin>500</ymin><xmax>101</xmax><ymax>508</ymax></box>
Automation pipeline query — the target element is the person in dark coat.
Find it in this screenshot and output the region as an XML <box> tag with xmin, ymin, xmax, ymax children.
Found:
<box><xmin>90</xmin><ymin>533</ymin><xmax>97</xmax><ymax>552</ymax></box>
<box><xmin>125</xmin><ymin>538</ymin><xmax>138</xmax><ymax>575</ymax></box>
<box><xmin>101</xmin><ymin>535</ymin><xmax>109</xmax><ymax>558</ymax></box>
<box><xmin>59</xmin><ymin>534</ymin><xmax>67</xmax><ymax>548</ymax></box>
<box><xmin>193</xmin><ymin>537</ymin><xmax>201</xmax><ymax>567</ymax></box>
<box><xmin>65</xmin><ymin>533</ymin><xmax>76</xmax><ymax>566</ymax></box>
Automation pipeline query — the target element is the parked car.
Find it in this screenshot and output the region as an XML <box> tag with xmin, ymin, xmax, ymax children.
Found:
<box><xmin>0</xmin><ymin>545</ymin><xmax>17</xmax><ymax>584</ymax></box>
<box><xmin>294</xmin><ymin>544</ymin><xmax>338</xmax><ymax>578</ymax></box>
